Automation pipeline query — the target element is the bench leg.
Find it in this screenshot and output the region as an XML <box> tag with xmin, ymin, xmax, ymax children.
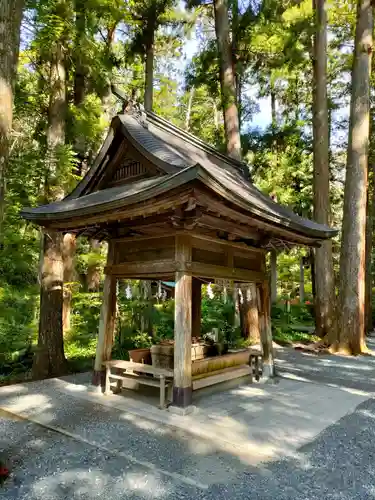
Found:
<box><xmin>255</xmin><ymin>356</ymin><xmax>260</xmax><ymax>381</ymax></box>
<box><xmin>104</xmin><ymin>366</ymin><xmax>111</xmax><ymax>395</ymax></box>
<box><xmin>159</xmin><ymin>375</ymin><xmax>166</xmax><ymax>409</ymax></box>
<box><xmin>116</xmin><ymin>378</ymin><xmax>123</xmax><ymax>394</ymax></box>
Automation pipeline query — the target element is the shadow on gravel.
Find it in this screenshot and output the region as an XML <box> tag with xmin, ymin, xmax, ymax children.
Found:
<box><xmin>275</xmin><ymin>344</ymin><xmax>375</xmax><ymax>396</ymax></box>
<box><xmin>1</xmin><ymin>351</ymin><xmax>375</xmax><ymax>499</ymax></box>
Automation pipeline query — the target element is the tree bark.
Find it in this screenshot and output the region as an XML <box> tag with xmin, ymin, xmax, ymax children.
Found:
<box><xmin>144</xmin><ymin>27</ymin><xmax>155</xmax><ymax>112</ymax></box>
<box><xmin>338</xmin><ymin>0</ymin><xmax>373</xmax><ymax>354</ymax></box>
<box><xmin>213</xmin><ymin>0</ymin><xmax>241</xmax><ymax>160</ymax></box>
<box><xmin>270</xmin><ymin>249</ymin><xmax>277</xmax><ymax>304</ymax></box>
<box><xmin>33</xmin><ymin>231</ymin><xmax>66</xmax><ymax>378</ymax></box>
<box><xmin>299</xmin><ymin>257</ymin><xmax>305</xmax><ymax>304</ymax></box>
<box><xmin>34</xmin><ymin>7</ymin><xmax>68</xmax><ymax>377</ymax></box>
<box><xmin>312</xmin><ymin>0</ymin><xmax>337</xmax><ymax>341</ymax></box>
<box><xmin>365</xmin><ymin>177</ymin><xmax>373</xmax><ymax>333</ymax></box>
<box><xmin>101</xmin><ymin>23</ymin><xmax>117</xmax><ymax>123</ymax></box>
<box><xmin>271</xmin><ymin>86</ymin><xmax>277</xmax><ymax>128</ymax></box>
<box><xmin>87</xmin><ymin>239</ymin><xmax>102</xmax><ymax>292</ymax></box>
<box><xmin>73</xmin><ymin>0</ymin><xmax>86</xmax><ymax>175</ymax></box>
<box><xmin>62</xmin><ymin>233</ymin><xmax>76</xmax><ymax>333</ymax></box>
<box><xmin>185</xmin><ymin>87</ymin><xmax>195</xmax><ymax>132</ymax></box>
<box><xmin>140</xmin><ymin>280</ymin><xmax>153</xmax><ymax>335</ymax></box>
<box><xmin>0</xmin><ymin>0</ymin><xmax>24</xmax><ymax>244</ymax></box>
<box><xmin>240</xmin><ymin>283</ymin><xmax>260</xmax><ymax>344</ymax></box>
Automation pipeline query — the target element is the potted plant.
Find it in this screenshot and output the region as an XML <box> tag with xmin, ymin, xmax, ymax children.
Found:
<box><xmin>128</xmin><ymin>332</ymin><xmax>153</xmax><ymax>364</ymax></box>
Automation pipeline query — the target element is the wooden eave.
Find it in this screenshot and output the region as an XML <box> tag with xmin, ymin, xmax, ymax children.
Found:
<box><xmin>22</xmin><ymin>163</ymin><xmax>337</xmax><ymax>246</ymax></box>
<box><xmin>22</xmin><ymin>108</ymin><xmax>338</xmax><ymax>248</ymax></box>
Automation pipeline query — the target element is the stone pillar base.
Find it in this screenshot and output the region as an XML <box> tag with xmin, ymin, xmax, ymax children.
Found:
<box><xmin>262</xmin><ymin>362</ymin><xmax>275</xmax><ymax>378</ymax></box>
<box><xmin>168</xmin><ymin>404</ymin><xmax>197</xmax><ymax>416</ymax></box>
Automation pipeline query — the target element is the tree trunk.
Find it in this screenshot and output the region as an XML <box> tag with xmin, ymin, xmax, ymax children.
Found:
<box><xmin>144</xmin><ymin>28</ymin><xmax>155</xmax><ymax>112</ymax></box>
<box><xmin>271</xmin><ymin>86</ymin><xmax>277</xmax><ymax>128</ymax></box>
<box><xmin>74</xmin><ymin>0</ymin><xmax>85</xmax><ymax>107</ymax></box>
<box><xmin>270</xmin><ymin>249</ymin><xmax>277</xmax><ymax>304</ymax></box>
<box><xmin>310</xmin><ymin>248</ymin><xmax>316</xmax><ymax>300</ymax></box>
<box><xmin>62</xmin><ymin>233</ymin><xmax>76</xmax><ymax>333</ymax></box>
<box><xmin>34</xmin><ymin>11</ymin><xmax>68</xmax><ymax>377</ymax></box>
<box><xmin>299</xmin><ymin>257</ymin><xmax>305</xmax><ymax>304</ymax></box>
<box><xmin>33</xmin><ymin>231</ymin><xmax>66</xmax><ymax>378</ymax></box>
<box><xmin>87</xmin><ymin>239</ymin><xmax>102</xmax><ymax>292</ymax></box>
<box><xmin>141</xmin><ymin>280</ymin><xmax>153</xmax><ymax>335</ymax></box>
<box><xmin>312</xmin><ymin>0</ymin><xmax>337</xmax><ymax>341</ymax></box>
<box><xmin>213</xmin><ymin>0</ymin><xmax>241</xmax><ymax>160</ymax></box>
<box><xmin>338</xmin><ymin>0</ymin><xmax>373</xmax><ymax>354</ymax></box>
<box><xmin>185</xmin><ymin>87</ymin><xmax>195</xmax><ymax>132</ymax></box>
<box><xmin>365</xmin><ymin>178</ymin><xmax>373</xmax><ymax>333</ymax></box>
<box><xmin>101</xmin><ymin>23</ymin><xmax>117</xmax><ymax>123</ymax></box>
<box><xmin>240</xmin><ymin>284</ymin><xmax>260</xmax><ymax>344</ymax></box>
<box><xmin>0</xmin><ymin>0</ymin><xmax>24</xmax><ymax>244</ymax></box>
<box><xmin>233</xmin><ymin>285</ymin><xmax>240</xmax><ymax>329</ymax></box>
<box><xmin>73</xmin><ymin>0</ymin><xmax>86</xmax><ymax>175</ymax></box>
<box><xmin>46</xmin><ymin>42</ymin><xmax>66</xmax><ymax>173</ymax></box>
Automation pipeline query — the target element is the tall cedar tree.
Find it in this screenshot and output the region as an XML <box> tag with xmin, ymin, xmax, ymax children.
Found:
<box><xmin>213</xmin><ymin>0</ymin><xmax>241</xmax><ymax>160</ymax></box>
<box><xmin>62</xmin><ymin>0</ymin><xmax>88</xmax><ymax>333</ymax></box>
<box><xmin>338</xmin><ymin>0</ymin><xmax>373</xmax><ymax>354</ymax></box>
<box><xmin>33</xmin><ymin>1</ymin><xmax>69</xmax><ymax>378</ymax></box>
<box><xmin>0</xmin><ymin>0</ymin><xmax>24</xmax><ymax>243</ymax></box>
<box><xmin>312</xmin><ymin>0</ymin><xmax>336</xmax><ymax>341</ymax></box>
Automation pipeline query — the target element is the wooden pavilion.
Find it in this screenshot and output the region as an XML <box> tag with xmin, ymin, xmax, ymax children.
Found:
<box><xmin>22</xmin><ymin>103</ymin><xmax>336</xmax><ymax>409</ymax></box>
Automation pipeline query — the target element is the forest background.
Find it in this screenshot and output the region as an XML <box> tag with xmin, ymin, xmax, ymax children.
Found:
<box><xmin>0</xmin><ymin>0</ymin><xmax>373</xmax><ymax>382</ymax></box>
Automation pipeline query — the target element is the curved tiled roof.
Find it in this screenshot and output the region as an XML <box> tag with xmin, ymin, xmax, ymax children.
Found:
<box><xmin>22</xmin><ymin>108</ymin><xmax>337</xmax><ymax>243</ymax></box>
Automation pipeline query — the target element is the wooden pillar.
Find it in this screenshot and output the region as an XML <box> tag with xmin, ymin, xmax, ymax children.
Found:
<box><xmin>92</xmin><ymin>241</ymin><xmax>117</xmax><ymax>388</ymax></box>
<box><xmin>192</xmin><ymin>278</ymin><xmax>202</xmax><ymax>339</ymax></box>
<box><xmin>270</xmin><ymin>249</ymin><xmax>277</xmax><ymax>304</ymax></box>
<box><xmin>258</xmin><ymin>281</ymin><xmax>274</xmax><ymax>378</ymax></box>
<box><xmin>173</xmin><ymin>235</ymin><xmax>193</xmax><ymax>408</ymax></box>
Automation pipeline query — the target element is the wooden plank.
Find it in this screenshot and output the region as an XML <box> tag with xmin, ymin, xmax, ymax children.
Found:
<box><xmin>173</xmin><ymin>234</ymin><xmax>193</xmax><ymax>407</ymax></box>
<box><xmin>48</xmin><ymin>190</ymin><xmax>192</xmax><ymax>230</ymax></box>
<box><xmin>192</xmin><ymin>278</ymin><xmax>202</xmax><ymax>339</ymax></box>
<box><xmin>93</xmin><ymin>241</ymin><xmax>117</xmax><ymax>387</ymax></box>
<box><xmin>192</xmin><ymin>365</ymin><xmax>252</xmax><ymax>391</ymax></box>
<box><xmin>116</xmin><ymin>235</ymin><xmax>175</xmax><ymax>253</ymax></box>
<box><xmin>195</xmin><ymin>191</ymin><xmax>318</xmax><ymax>246</ymax></box>
<box><xmin>191</xmin><ymin>233</ymin><xmax>266</xmax><ymax>255</ymax></box>
<box><xmin>197</xmin><ymin>213</ymin><xmax>261</xmax><ymax>241</ymax></box>
<box><xmin>192</xmin><ymin>247</ymin><xmax>226</xmax><ymax>266</ymax></box>
<box><xmin>103</xmin><ymin>360</ymin><xmax>173</xmax><ymax>378</ymax></box>
<box><xmin>113</xmin><ymin>234</ymin><xmax>176</xmax><ymax>244</ymax></box>
<box><xmin>234</xmin><ymin>255</ymin><xmax>263</xmax><ymax>272</ymax></box>
<box><xmin>119</xmin><ymin>247</ymin><xmax>174</xmax><ymax>263</ymax></box>
<box><xmin>190</xmin><ymin>261</ymin><xmax>265</xmax><ymax>283</ymax></box>
<box><xmin>105</xmin><ymin>259</ymin><xmax>176</xmax><ymax>277</ymax></box>
<box><xmin>107</xmin><ymin>373</ymin><xmax>169</xmax><ymax>388</ymax></box>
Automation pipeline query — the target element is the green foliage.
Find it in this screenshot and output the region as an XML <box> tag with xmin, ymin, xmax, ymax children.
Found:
<box><xmin>0</xmin><ymin>286</ymin><xmax>38</xmax><ymax>373</ymax></box>
<box><xmin>272</xmin><ymin>326</ymin><xmax>319</xmax><ymax>346</ymax></box>
<box><xmin>271</xmin><ymin>302</ymin><xmax>314</xmax><ymax>327</ymax></box>
<box><xmin>1</xmin><ymin>0</ymin><xmax>365</xmax><ymax>380</ymax></box>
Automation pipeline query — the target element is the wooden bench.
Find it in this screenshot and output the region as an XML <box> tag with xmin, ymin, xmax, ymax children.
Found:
<box><xmin>103</xmin><ymin>360</ymin><xmax>174</xmax><ymax>409</ymax></box>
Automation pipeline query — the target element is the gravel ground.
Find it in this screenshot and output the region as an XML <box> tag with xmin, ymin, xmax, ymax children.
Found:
<box><xmin>2</xmin><ymin>396</ymin><xmax>375</xmax><ymax>499</ymax></box>
<box><xmin>275</xmin><ymin>337</ymin><xmax>375</xmax><ymax>396</ymax></box>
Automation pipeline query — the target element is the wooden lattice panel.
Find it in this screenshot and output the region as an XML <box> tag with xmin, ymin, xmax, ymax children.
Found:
<box><xmin>111</xmin><ymin>158</ymin><xmax>148</xmax><ymax>184</ymax></box>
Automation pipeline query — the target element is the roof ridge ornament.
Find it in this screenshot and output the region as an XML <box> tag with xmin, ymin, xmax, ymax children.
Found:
<box><xmin>111</xmin><ymin>85</ymin><xmax>148</xmax><ymax>129</ymax></box>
